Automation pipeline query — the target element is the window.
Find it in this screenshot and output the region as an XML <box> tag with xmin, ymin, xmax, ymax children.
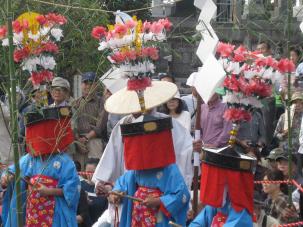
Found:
<box><xmin>216</xmin><ymin>0</ymin><xmax>233</xmax><ymax>23</ymax></box>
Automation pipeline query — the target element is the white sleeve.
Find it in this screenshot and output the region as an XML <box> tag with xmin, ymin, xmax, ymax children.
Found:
<box><xmin>92</xmin><ymin>120</ymin><xmax>124</xmax><ymax>183</ymax></box>
<box><xmin>171</xmin><ymin>118</ymin><xmax>194</xmax><ymax>190</ymax></box>
<box><xmin>183</xmin><ymin>111</ymin><xmax>192</xmax><ymax>133</ymax></box>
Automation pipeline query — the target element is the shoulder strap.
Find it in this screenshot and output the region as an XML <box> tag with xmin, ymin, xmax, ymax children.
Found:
<box><xmin>262</xmin><ymin>215</ymin><xmax>267</xmax><ymax>227</ymax></box>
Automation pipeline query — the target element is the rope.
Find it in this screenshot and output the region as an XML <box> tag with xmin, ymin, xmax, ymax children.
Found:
<box><xmin>278</xmin><ymin>221</ymin><xmax>303</xmax><ymax>227</ymax></box>
<box><xmin>254</xmin><ymin>180</ymin><xmax>291</xmax><ymax>184</ymax></box>
<box><xmin>29</xmin><ymin>0</ymin><xmax>183</xmax><ymax>14</ymax></box>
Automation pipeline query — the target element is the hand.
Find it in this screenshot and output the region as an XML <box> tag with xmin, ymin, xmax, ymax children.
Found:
<box><xmin>187</xmin><ymin>209</ymin><xmax>194</xmax><ymax>220</ymax></box>
<box><xmin>193</xmin><ymin>140</ymin><xmax>202</xmax><ymax>152</ymax></box>
<box><xmin>78</xmin><ymin>136</ymin><xmax>88</xmax><ymax>144</ymax></box>
<box><xmin>108</xmin><ymin>191</ymin><xmax>123</xmax><ymax>205</ymax></box>
<box><xmin>203</xmin><ymin>144</ymin><xmax>216</xmax><ymax>149</ymax></box>
<box><xmin>282</xmin><ymin>206</ymin><xmax>298</xmax><ymax>219</ymax></box>
<box><xmin>142</xmin><ymin>196</ymin><xmax>161</xmax><ymax>208</ymax></box>
<box><xmin>96</xmin><ymin>181</ymin><xmax>113</xmax><ymax>196</ymax></box>
<box><xmin>281</xmin><ymin>130</ymin><xmax>288</xmax><ymax>138</ymax></box>
<box><xmin>239</xmin><ymin>140</ymin><xmax>250</xmax><ymax>149</ymax></box>
<box><xmin>1</xmin><ymin>174</ymin><xmax>14</xmax><ymax>188</ymax></box>
<box><xmin>35</xmin><ymin>184</ymin><xmax>52</xmax><ymax>197</ymax></box>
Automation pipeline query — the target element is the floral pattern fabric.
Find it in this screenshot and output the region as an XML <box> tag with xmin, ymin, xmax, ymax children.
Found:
<box><xmin>26</xmin><ymin>175</ymin><xmax>58</xmax><ymax>227</ymax></box>
<box><xmin>131</xmin><ymin>186</ymin><xmax>162</xmax><ymax>227</ymax></box>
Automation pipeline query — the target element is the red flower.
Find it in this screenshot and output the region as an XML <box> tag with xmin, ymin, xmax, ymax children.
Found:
<box><xmin>0</xmin><ymin>26</ymin><xmax>7</xmax><ymax>39</ymax></box>
<box><xmin>33</xmin><ymin>42</ymin><xmax>59</xmax><ymax>55</ymax></box>
<box><xmin>45</xmin><ymin>13</ymin><xmax>67</xmax><ymax>25</ymax></box>
<box><xmin>30</xmin><ymin>70</ymin><xmax>54</xmax><ymax>85</ymax></box>
<box><xmin>12</xmin><ymin>20</ymin><xmax>23</xmax><ymax>33</ymax></box>
<box><xmin>216</xmin><ymin>42</ymin><xmax>235</xmax><ymax>58</ymax></box>
<box><xmin>91</xmin><ymin>26</ymin><xmax>107</xmax><ymax>40</ymax></box>
<box><xmin>127</xmin><ymin>77</ymin><xmax>152</xmax><ymax>91</ymax></box>
<box><xmin>13</xmin><ymin>47</ymin><xmax>30</xmax><ymax>63</ymax></box>
<box><xmin>277</xmin><ymin>58</ymin><xmax>295</xmax><ymax>73</ymax></box>
<box><xmin>36</xmin><ymin>15</ymin><xmax>47</xmax><ymax>25</ymax></box>
<box><xmin>223</xmin><ymin>74</ymin><xmax>240</xmax><ymax>92</ymax></box>
<box><xmin>224</xmin><ymin>108</ymin><xmax>252</xmax><ymax>122</ymax></box>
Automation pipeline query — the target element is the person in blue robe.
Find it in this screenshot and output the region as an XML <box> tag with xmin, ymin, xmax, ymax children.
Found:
<box><xmin>111</xmin><ymin>163</ymin><xmax>190</xmax><ymax>227</ymax></box>
<box><xmin>189</xmin><ymin>199</ymin><xmax>252</xmax><ymax>227</ymax></box>
<box><xmin>1</xmin><ymin>153</ymin><xmax>80</xmax><ymax>227</ymax></box>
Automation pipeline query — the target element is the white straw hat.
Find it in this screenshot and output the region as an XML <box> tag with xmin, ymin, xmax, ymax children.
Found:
<box><xmin>105</xmin><ymin>81</ymin><xmax>177</xmax><ymax>114</ymax></box>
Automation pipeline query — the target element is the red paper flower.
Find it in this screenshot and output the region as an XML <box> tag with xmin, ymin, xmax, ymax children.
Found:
<box><xmin>224</xmin><ymin>108</ymin><xmax>252</xmax><ymax>122</ymax></box>
<box><xmin>0</xmin><ymin>26</ymin><xmax>7</xmax><ymax>39</ymax></box>
<box><xmin>91</xmin><ymin>26</ymin><xmax>107</xmax><ymax>40</ymax></box>
<box><xmin>127</xmin><ymin>77</ymin><xmax>152</xmax><ymax>91</ymax></box>
<box><xmin>36</xmin><ymin>15</ymin><xmax>47</xmax><ymax>25</ymax></box>
<box><xmin>277</xmin><ymin>58</ymin><xmax>295</xmax><ymax>73</ymax></box>
<box><xmin>45</xmin><ymin>13</ymin><xmax>67</xmax><ymax>25</ymax></box>
<box><xmin>13</xmin><ymin>47</ymin><xmax>30</xmax><ymax>63</ymax></box>
<box><xmin>110</xmin><ymin>51</ymin><xmax>126</xmax><ymax>63</ymax></box>
<box><xmin>216</xmin><ymin>42</ymin><xmax>235</xmax><ymax>58</ymax></box>
<box><xmin>12</xmin><ymin>20</ymin><xmax>23</xmax><ymax>33</ymax></box>
<box><xmin>33</xmin><ymin>42</ymin><xmax>59</xmax><ymax>55</ymax></box>
<box><xmin>31</xmin><ymin>70</ymin><xmax>54</xmax><ymax>85</ymax></box>
<box><xmin>125</xmin><ymin>50</ymin><xmax>137</xmax><ymax>61</ymax></box>
<box><xmin>233</xmin><ymin>45</ymin><xmax>247</xmax><ymax>62</ymax></box>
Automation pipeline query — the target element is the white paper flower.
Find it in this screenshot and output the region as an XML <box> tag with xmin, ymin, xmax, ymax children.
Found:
<box><xmin>40</xmin><ymin>27</ymin><xmax>51</xmax><ymax>36</ymax></box>
<box><xmin>39</xmin><ymin>56</ymin><xmax>56</xmax><ymax>70</ymax></box>
<box><xmin>28</xmin><ymin>31</ymin><xmax>41</xmax><ymax>42</ymax></box>
<box><xmin>22</xmin><ymin>57</ymin><xmax>39</xmax><ymax>72</ymax></box>
<box><xmin>50</xmin><ymin>28</ymin><xmax>63</xmax><ymax>41</ymax></box>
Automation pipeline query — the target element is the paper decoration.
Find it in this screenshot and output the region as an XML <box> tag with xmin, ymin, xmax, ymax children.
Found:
<box><xmin>194</xmin><ymin>55</ymin><xmax>226</xmax><ymax>103</ymax></box>
<box><xmin>198</xmin><ymin>0</ymin><xmax>217</xmax><ymax>24</ymax></box>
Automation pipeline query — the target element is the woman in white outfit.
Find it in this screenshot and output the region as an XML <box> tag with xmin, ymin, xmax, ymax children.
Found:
<box><xmin>164</xmin><ymin>91</ymin><xmax>191</xmax><ymax>132</ymax></box>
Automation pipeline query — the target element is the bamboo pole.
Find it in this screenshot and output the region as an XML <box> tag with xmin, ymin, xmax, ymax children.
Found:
<box><xmin>6</xmin><ymin>1</ymin><xmax>23</xmax><ymax>226</ymax></box>
<box><xmin>287</xmin><ymin>0</ymin><xmax>293</xmax><ymax>205</ymax></box>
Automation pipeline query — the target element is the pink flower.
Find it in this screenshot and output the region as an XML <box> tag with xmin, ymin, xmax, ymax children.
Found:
<box><xmin>22</xmin><ymin>19</ymin><xmax>29</xmax><ymax>29</ymax></box>
<box><xmin>110</xmin><ymin>52</ymin><xmax>126</xmax><ymax>63</ymax></box>
<box><xmin>277</xmin><ymin>58</ymin><xmax>295</xmax><ymax>73</ymax></box>
<box><xmin>147</xmin><ymin>47</ymin><xmax>159</xmax><ymax>60</ymax></box>
<box><xmin>158</xmin><ymin>18</ymin><xmax>172</xmax><ymax>31</ymax></box>
<box><xmin>216</xmin><ymin>42</ymin><xmax>235</xmax><ymax>58</ymax></box>
<box><xmin>91</xmin><ymin>26</ymin><xmax>107</xmax><ymax>40</ymax></box>
<box><xmin>0</xmin><ymin>26</ymin><xmax>7</xmax><ymax>39</ymax></box>
<box><xmin>150</xmin><ymin>21</ymin><xmax>164</xmax><ymax>34</ymax></box>
<box><xmin>143</xmin><ymin>21</ymin><xmax>151</xmax><ymax>32</ymax></box>
<box><xmin>36</xmin><ymin>15</ymin><xmax>47</xmax><ymax>25</ymax></box>
<box><xmin>233</xmin><ymin>45</ymin><xmax>247</xmax><ymax>62</ymax></box>
<box><xmin>114</xmin><ymin>24</ymin><xmax>128</xmax><ymax>37</ymax></box>
<box><xmin>34</xmin><ymin>42</ymin><xmax>59</xmax><ymax>55</ymax></box>
<box><xmin>125</xmin><ymin>50</ymin><xmax>137</xmax><ymax>61</ymax></box>
<box><xmin>13</xmin><ymin>47</ymin><xmax>30</xmax><ymax>63</ymax></box>
<box><xmin>125</xmin><ymin>20</ymin><xmax>137</xmax><ymax>29</ymax></box>
<box><xmin>12</xmin><ymin>20</ymin><xmax>23</xmax><ymax>33</ymax></box>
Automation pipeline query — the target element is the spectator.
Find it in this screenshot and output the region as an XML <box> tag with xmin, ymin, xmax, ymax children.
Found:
<box><xmin>73</xmin><ymin>72</ymin><xmax>108</xmax><ymax>169</ymax></box>
<box><xmin>264</xmin><ymin>148</ymin><xmax>284</xmax><ymax>170</ymax></box>
<box><xmin>49</xmin><ymin>77</ymin><xmax>70</xmax><ymax>107</ymax></box>
<box><xmin>81</xmin><ymin>158</ymin><xmax>108</xmax><ymax>224</ymax></box>
<box><xmin>77</xmin><ymin>188</ymin><xmax>92</xmax><ymax>227</ymax></box>
<box><xmin>253</xmin><ymin>192</ymin><xmax>279</xmax><ymax>227</ymax></box>
<box><xmin>199</xmin><ymin>93</ymin><xmax>232</xmax><ymax>148</ymax></box>
<box><xmin>274</xmin><ymin>92</ymin><xmax>303</xmax><ymax>154</ymax></box>
<box><xmin>290</xmin><ymin>47</ymin><xmax>302</xmax><ymax>67</ymax></box>
<box><xmin>275</xmin><ymin>153</ymin><xmax>303</xmax><ymax>185</ymax></box>
<box><xmin>163</xmin><ymin>91</ymin><xmax>191</xmax><ymax>132</ymax></box>
<box><xmin>257</xmin><ymin>41</ymin><xmax>272</xmax><ymax>57</ymax></box>
<box><xmin>235</xmin><ymin>108</ymin><xmax>266</xmax><ymax>154</ymax></box>
<box><xmin>262</xmin><ymin>169</ymin><xmax>298</xmax><ymax>224</ymax></box>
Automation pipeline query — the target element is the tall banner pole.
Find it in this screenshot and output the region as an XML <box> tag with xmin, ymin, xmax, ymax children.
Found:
<box><xmin>287</xmin><ymin>0</ymin><xmax>293</xmax><ymax>205</ymax></box>
<box><xmin>193</xmin><ymin>95</ymin><xmax>202</xmax><ymax>216</ymax></box>
<box><xmin>6</xmin><ymin>1</ymin><xmax>23</xmax><ymax>226</ymax></box>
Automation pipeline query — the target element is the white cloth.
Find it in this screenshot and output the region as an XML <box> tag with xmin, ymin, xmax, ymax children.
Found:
<box><xmin>181</xmin><ymin>94</ymin><xmax>197</xmax><ymax>132</ymax></box>
<box><xmin>92</xmin><ymin>111</ymin><xmax>194</xmax><ymax>188</ymax></box>
<box><xmin>253</xmin><ymin>210</ymin><xmax>279</xmax><ymax>227</ymax></box>
<box><xmin>0</xmin><ymin>101</ymin><xmax>11</xmax><ymax>163</ymax></box>
<box><xmin>173</xmin><ymin>111</ymin><xmax>191</xmax><ymax>133</ymax></box>
<box><xmin>299</xmin><ymin>118</ymin><xmax>303</xmax><ymax>154</ymax></box>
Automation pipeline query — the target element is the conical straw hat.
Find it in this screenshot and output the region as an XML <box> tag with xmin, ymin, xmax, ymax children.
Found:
<box><xmin>105</xmin><ymin>81</ymin><xmax>177</xmax><ymax>114</ymax></box>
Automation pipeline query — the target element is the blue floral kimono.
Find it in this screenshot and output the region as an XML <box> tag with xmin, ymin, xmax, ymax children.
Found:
<box><xmin>113</xmin><ymin>163</ymin><xmax>190</xmax><ymax>227</ymax></box>
<box><xmin>2</xmin><ymin>153</ymin><xmax>80</xmax><ymax>227</ymax></box>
